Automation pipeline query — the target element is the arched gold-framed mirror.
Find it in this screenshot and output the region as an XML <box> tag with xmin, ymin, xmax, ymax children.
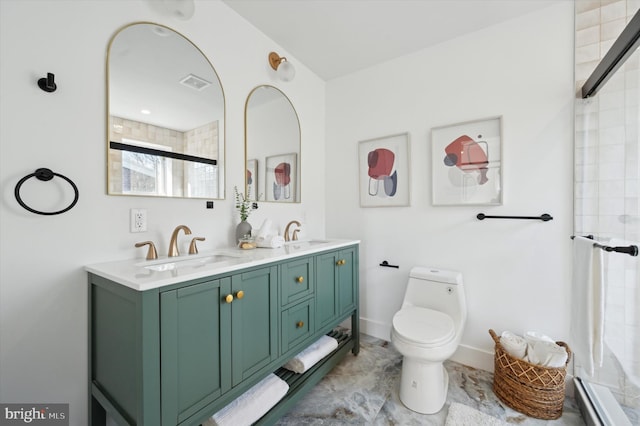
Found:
<box><xmin>107</xmin><ymin>22</ymin><xmax>225</xmax><ymax>199</ymax></box>
<box><xmin>245</xmin><ymin>85</ymin><xmax>300</xmax><ymax>203</ymax></box>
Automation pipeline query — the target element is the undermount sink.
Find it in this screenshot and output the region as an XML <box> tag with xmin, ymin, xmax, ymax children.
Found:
<box><xmin>139</xmin><ymin>252</ymin><xmax>242</xmax><ymax>272</ymax></box>
<box><xmin>284</xmin><ymin>240</ymin><xmax>329</xmax><ymax>252</ymax></box>
<box><xmin>284</xmin><ymin>239</ymin><xmax>329</xmax><ymax>247</ymax></box>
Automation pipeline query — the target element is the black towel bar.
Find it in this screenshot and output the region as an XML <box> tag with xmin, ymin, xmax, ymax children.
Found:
<box><xmin>477</xmin><ymin>213</ymin><xmax>553</xmax><ymax>221</ymax></box>
<box><xmin>571</xmin><ymin>235</ymin><xmax>638</xmax><ymax>257</ymax></box>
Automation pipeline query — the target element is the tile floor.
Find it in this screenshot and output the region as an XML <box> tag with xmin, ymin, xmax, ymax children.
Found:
<box><xmin>276</xmin><ymin>334</ymin><xmax>640</xmax><ymax>425</ymax></box>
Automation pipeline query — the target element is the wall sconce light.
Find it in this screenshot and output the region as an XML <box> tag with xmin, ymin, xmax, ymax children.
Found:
<box><xmin>268</xmin><ymin>52</ymin><xmax>296</xmax><ymax>82</ymax></box>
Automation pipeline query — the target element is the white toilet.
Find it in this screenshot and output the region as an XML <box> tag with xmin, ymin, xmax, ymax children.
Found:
<box><xmin>391</xmin><ymin>266</ymin><xmax>466</xmax><ymax>414</ymax></box>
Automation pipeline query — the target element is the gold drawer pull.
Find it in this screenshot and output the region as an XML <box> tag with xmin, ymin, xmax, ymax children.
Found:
<box><xmin>296</xmin><ymin>321</ymin><xmax>304</xmax><ymax>328</ymax></box>
<box><xmin>336</xmin><ymin>259</ymin><xmax>346</xmax><ymax>266</ymax></box>
<box><xmin>296</xmin><ymin>276</ymin><xmax>304</xmax><ymax>283</ymax></box>
<box><xmin>224</xmin><ymin>294</ymin><xmax>234</xmax><ymax>304</ymax></box>
<box><xmin>235</xmin><ymin>290</ymin><xmax>244</xmax><ymax>299</ymax></box>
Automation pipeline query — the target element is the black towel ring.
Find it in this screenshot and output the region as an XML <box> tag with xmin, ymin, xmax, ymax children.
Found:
<box><xmin>14</xmin><ymin>168</ymin><xmax>79</xmax><ymax>215</ymax></box>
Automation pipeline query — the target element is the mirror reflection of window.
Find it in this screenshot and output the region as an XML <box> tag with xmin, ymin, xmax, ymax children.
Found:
<box><xmin>121</xmin><ymin>139</ymin><xmax>173</xmax><ymax>196</ymax></box>
<box><xmin>187</xmin><ymin>162</ymin><xmax>217</xmax><ymax>198</ymax></box>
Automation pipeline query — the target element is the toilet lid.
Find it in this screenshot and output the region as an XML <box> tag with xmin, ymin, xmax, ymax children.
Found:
<box><xmin>392</xmin><ymin>306</ymin><xmax>455</xmax><ymax>346</ymax></box>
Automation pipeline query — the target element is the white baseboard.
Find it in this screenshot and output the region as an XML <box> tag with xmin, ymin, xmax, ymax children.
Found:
<box><xmin>360</xmin><ymin>317</ymin><xmax>392</xmax><ymax>341</ymax></box>
<box><xmin>359</xmin><ymin>317</ymin><xmax>495</xmax><ymax>373</ymax></box>
<box><xmin>451</xmin><ymin>344</ymin><xmax>495</xmax><ymax>373</ymax></box>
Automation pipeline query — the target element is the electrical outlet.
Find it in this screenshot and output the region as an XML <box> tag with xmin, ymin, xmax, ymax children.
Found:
<box><xmin>130</xmin><ymin>208</ymin><xmax>147</xmax><ymax>233</ymax></box>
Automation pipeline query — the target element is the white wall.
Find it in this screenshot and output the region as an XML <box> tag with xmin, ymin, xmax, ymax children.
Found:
<box><xmin>0</xmin><ymin>0</ymin><xmax>325</xmax><ymax>423</ymax></box>
<box><xmin>326</xmin><ymin>2</ymin><xmax>575</xmax><ymax>368</ymax></box>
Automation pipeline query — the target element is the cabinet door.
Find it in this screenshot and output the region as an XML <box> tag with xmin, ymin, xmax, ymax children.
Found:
<box><xmin>337</xmin><ymin>247</ymin><xmax>357</xmax><ymax>316</ymax></box>
<box><xmin>160</xmin><ymin>278</ymin><xmax>232</xmax><ymax>425</ymax></box>
<box><xmin>315</xmin><ymin>251</ymin><xmax>338</xmax><ymax>330</ymax></box>
<box><xmin>316</xmin><ymin>248</ymin><xmax>358</xmax><ymax>330</ymax></box>
<box><xmin>231</xmin><ymin>265</ymin><xmax>278</xmax><ymax>386</ymax></box>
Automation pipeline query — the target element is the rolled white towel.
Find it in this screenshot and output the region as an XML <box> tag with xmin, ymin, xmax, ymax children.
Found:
<box><xmin>283</xmin><ymin>335</ymin><xmax>338</xmax><ymax>374</ymax></box>
<box><xmin>256</xmin><ymin>235</ymin><xmax>285</xmax><ymax>249</ymax></box>
<box><xmin>203</xmin><ymin>373</ymin><xmax>289</xmax><ymax>426</ymax></box>
<box><xmin>527</xmin><ymin>340</ymin><xmax>568</xmax><ymax>368</ymax></box>
<box><xmin>525</xmin><ymin>330</ymin><xmax>555</xmax><ymax>343</ymax></box>
<box><xmin>500</xmin><ymin>331</ymin><xmax>527</xmax><ymax>359</ymax></box>
<box><xmin>524</xmin><ymin>331</ymin><xmax>560</xmax><ymax>365</ymax></box>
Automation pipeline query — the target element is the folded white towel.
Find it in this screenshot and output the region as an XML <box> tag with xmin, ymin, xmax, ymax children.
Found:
<box><xmin>256</xmin><ymin>235</ymin><xmax>285</xmax><ymax>249</ymax></box>
<box><xmin>203</xmin><ymin>373</ymin><xmax>289</xmax><ymax>426</ymax></box>
<box><xmin>526</xmin><ymin>340</ymin><xmax>568</xmax><ymax>368</ymax></box>
<box><xmin>255</xmin><ymin>219</ymin><xmax>274</xmax><ymax>240</ymax></box>
<box><xmin>500</xmin><ymin>331</ymin><xmax>527</xmax><ymax>359</ymax></box>
<box><xmin>570</xmin><ymin>236</ymin><xmax>605</xmax><ymax>375</ymax></box>
<box><xmin>282</xmin><ymin>335</ymin><xmax>338</xmax><ymax>374</ymax></box>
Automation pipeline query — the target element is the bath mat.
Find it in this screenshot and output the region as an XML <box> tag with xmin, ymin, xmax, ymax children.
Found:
<box><xmin>445</xmin><ymin>402</ymin><xmax>505</xmax><ymax>426</ymax></box>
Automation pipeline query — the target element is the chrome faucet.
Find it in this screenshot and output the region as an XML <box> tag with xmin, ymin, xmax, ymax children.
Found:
<box><xmin>284</xmin><ymin>220</ymin><xmax>301</xmax><ymax>242</ymax></box>
<box><xmin>168</xmin><ymin>225</ymin><xmax>192</xmax><ymax>257</ymax></box>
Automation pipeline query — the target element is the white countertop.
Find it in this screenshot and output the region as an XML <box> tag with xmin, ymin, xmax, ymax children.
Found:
<box><xmin>86</xmin><ymin>239</ymin><xmax>359</xmax><ymax>291</ymax></box>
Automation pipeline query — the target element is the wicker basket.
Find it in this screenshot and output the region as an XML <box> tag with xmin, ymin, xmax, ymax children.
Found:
<box><xmin>489</xmin><ymin>329</ymin><xmax>571</xmax><ymax>420</ymax></box>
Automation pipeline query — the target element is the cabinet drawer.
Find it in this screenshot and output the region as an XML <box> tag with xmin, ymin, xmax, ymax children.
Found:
<box><xmin>281</xmin><ymin>300</ymin><xmax>314</xmax><ymax>353</ymax></box>
<box><xmin>280</xmin><ymin>257</ymin><xmax>314</xmax><ymax>306</ymax></box>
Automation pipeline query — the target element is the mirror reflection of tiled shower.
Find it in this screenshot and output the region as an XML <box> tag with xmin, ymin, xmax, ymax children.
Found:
<box><xmin>574</xmin><ymin>0</ymin><xmax>640</xmax><ymax>416</ymax></box>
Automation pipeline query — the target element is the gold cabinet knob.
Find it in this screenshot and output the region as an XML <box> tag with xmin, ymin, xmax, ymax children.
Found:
<box><xmin>336</xmin><ymin>259</ymin><xmax>346</xmax><ymax>266</ymax></box>
<box><xmin>235</xmin><ymin>290</ymin><xmax>244</xmax><ymax>299</ymax></box>
<box><xmin>296</xmin><ymin>276</ymin><xmax>304</xmax><ymax>283</ymax></box>
<box><xmin>296</xmin><ymin>321</ymin><xmax>304</xmax><ymax>328</ymax></box>
<box><xmin>225</xmin><ymin>294</ymin><xmax>234</xmax><ymax>304</ymax></box>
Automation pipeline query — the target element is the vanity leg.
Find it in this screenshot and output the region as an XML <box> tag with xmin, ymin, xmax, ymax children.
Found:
<box><xmin>351</xmin><ymin>311</ymin><xmax>360</xmax><ymax>356</ymax></box>
<box><xmin>90</xmin><ymin>396</ymin><xmax>106</xmax><ymax>426</ymax></box>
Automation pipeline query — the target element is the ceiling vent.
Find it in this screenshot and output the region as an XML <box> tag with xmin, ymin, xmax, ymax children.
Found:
<box><xmin>179</xmin><ymin>74</ymin><xmax>211</xmax><ymax>91</ymax></box>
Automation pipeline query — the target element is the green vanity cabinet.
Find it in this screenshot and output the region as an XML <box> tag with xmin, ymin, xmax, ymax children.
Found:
<box><xmin>280</xmin><ymin>257</ymin><xmax>315</xmax><ymax>354</ymax></box>
<box><xmin>280</xmin><ymin>256</ymin><xmax>313</xmax><ymax>306</ymax></box>
<box><xmin>160</xmin><ymin>265</ymin><xmax>278</xmax><ymax>425</ymax></box>
<box><xmin>230</xmin><ymin>265</ymin><xmax>279</xmax><ymax>385</ymax></box>
<box><xmin>315</xmin><ymin>247</ymin><xmax>357</xmax><ymax>331</ymax></box>
<box><xmin>160</xmin><ymin>277</ymin><xmax>232</xmax><ymax>425</ymax></box>
<box><xmin>281</xmin><ymin>299</ymin><xmax>314</xmax><ymax>353</ymax></box>
<box><xmin>89</xmin><ymin>243</ymin><xmax>359</xmax><ymax>426</ymax></box>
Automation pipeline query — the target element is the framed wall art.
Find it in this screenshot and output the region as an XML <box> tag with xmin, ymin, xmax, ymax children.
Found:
<box><xmin>265</xmin><ymin>153</ymin><xmax>297</xmax><ymax>202</ymax></box>
<box><xmin>246</xmin><ymin>159</ymin><xmax>258</xmax><ymax>200</ymax></box>
<box><xmin>358</xmin><ymin>132</ymin><xmax>410</xmax><ymax>207</ymax></box>
<box><xmin>431</xmin><ymin>116</ymin><xmax>503</xmax><ymax>205</ymax></box>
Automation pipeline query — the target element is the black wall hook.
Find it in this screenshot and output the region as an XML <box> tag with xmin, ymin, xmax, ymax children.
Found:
<box><xmin>38</xmin><ymin>72</ymin><xmax>57</xmax><ymax>92</ymax></box>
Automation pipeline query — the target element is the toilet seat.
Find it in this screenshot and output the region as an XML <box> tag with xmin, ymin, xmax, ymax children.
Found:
<box><xmin>392</xmin><ymin>306</ymin><xmax>455</xmax><ymax>347</ymax></box>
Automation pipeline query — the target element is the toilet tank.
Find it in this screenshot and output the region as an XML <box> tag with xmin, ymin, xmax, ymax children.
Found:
<box><xmin>402</xmin><ymin>267</ymin><xmax>466</xmax><ymax>326</ymax></box>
